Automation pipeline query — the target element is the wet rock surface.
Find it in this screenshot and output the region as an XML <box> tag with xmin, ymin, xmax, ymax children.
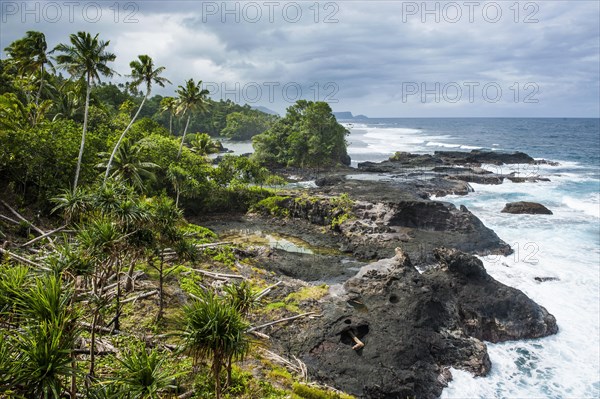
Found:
<box><xmin>502</xmin><ymin>201</ymin><xmax>553</xmax><ymax>215</ymax></box>
<box><xmin>271</xmin><ymin>248</ymin><xmax>558</xmax><ymax>399</ymax></box>
<box><xmin>200</xmin><ymin>149</ymin><xmax>559</xmax><ymax>398</ymax></box>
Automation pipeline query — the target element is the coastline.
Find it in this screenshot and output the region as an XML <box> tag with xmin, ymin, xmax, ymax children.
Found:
<box><xmin>215</xmin><ymin>118</ymin><xmax>599</xmax><ymax>398</ymax></box>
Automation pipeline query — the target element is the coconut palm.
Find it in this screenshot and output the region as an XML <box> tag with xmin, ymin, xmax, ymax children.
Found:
<box><xmin>190</xmin><ymin>133</ymin><xmax>221</xmax><ymax>156</ymax></box>
<box><xmin>104</xmin><ymin>55</ymin><xmax>171</xmax><ymax>184</ymax></box>
<box><xmin>53</xmin><ymin>32</ymin><xmax>116</xmax><ymax>190</ymax></box>
<box><xmin>181</xmin><ymin>291</ymin><xmax>250</xmax><ymax>399</ymax></box>
<box><xmin>4</xmin><ymin>31</ymin><xmax>53</xmax><ymax>105</ymax></box>
<box><xmin>159</xmin><ymin>96</ymin><xmax>177</xmax><ymax>135</ymax></box>
<box><xmin>175</xmin><ymin>79</ymin><xmax>210</xmax><ymax>159</ymax></box>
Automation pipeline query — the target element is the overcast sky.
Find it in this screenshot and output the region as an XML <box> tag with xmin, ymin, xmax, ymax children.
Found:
<box><xmin>1</xmin><ymin>0</ymin><xmax>599</xmax><ymax>117</ymax></box>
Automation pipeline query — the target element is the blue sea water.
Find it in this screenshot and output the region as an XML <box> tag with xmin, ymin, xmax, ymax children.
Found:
<box><xmin>224</xmin><ymin>117</ymin><xmax>600</xmax><ymax>397</ymax></box>
<box><xmin>342</xmin><ymin>118</ymin><xmax>600</xmax><ymax>398</ymax></box>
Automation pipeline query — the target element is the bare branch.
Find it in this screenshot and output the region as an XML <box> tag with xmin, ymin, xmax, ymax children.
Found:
<box><xmin>248</xmin><ymin>312</ymin><xmax>318</xmax><ymax>332</ymax></box>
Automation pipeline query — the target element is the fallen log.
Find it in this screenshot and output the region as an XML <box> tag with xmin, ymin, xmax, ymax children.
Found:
<box><xmin>191</xmin><ymin>268</ymin><xmax>245</xmax><ymax>280</ymax></box>
<box><xmin>79</xmin><ymin>322</ymin><xmax>122</xmax><ymax>335</ymax></box>
<box><xmin>121</xmin><ymin>290</ymin><xmax>158</xmax><ymax>304</ymax></box>
<box><xmin>0</xmin><ymin>200</ymin><xmax>47</xmax><ymax>237</ymax></box>
<box><xmin>0</xmin><ymin>247</ymin><xmax>51</xmax><ymax>270</ymax></box>
<box><xmin>248</xmin><ymin>312</ymin><xmax>318</xmax><ymax>332</ymax></box>
<box><xmin>20</xmin><ymin>225</ymin><xmax>66</xmax><ymax>247</ymax></box>
<box><xmin>178</xmin><ymin>391</ymin><xmax>195</xmax><ymax>399</ymax></box>
<box><xmin>0</xmin><ymin>214</ymin><xmax>19</xmax><ymax>225</ymax></box>
<box><xmin>256</xmin><ymin>281</ymin><xmax>282</xmax><ymax>301</ymax></box>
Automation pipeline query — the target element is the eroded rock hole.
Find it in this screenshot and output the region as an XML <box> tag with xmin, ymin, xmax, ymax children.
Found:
<box><xmin>389</xmin><ymin>294</ymin><xmax>399</xmax><ymax>304</ymax></box>
<box><xmin>340</xmin><ymin>324</ymin><xmax>370</xmax><ymax>350</ymax></box>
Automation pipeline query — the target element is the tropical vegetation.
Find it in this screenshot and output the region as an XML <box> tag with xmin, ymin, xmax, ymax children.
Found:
<box><xmin>0</xmin><ymin>30</ymin><xmax>353</xmax><ymax>399</ymax></box>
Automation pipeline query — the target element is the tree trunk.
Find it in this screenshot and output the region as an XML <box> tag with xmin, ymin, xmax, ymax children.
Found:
<box><xmin>157</xmin><ymin>255</ymin><xmax>165</xmax><ymax>321</ymax></box>
<box><xmin>125</xmin><ymin>258</ymin><xmax>136</xmax><ymax>292</ymax></box>
<box><xmin>104</xmin><ymin>93</ymin><xmax>148</xmax><ymax>184</ymax></box>
<box><xmin>114</xmin><ymin>258</ymin><xmax>121</xmax><ymax>331</ymax></box>
<box><xmin>89</xmin><ymin>310</ymin><xmax>98</xmax><ymax>377</ymax></box>
<box><xmin>169</xmin><ymin>113</ymin><xmax>173</xmax><ymax>135</ymax></box>
<box><xmin>226</xmin><ymin>353</ymin><xmax>233</xmax><ymax>388</ymax></box>
<box><xmin>214</xmin><ymin>356</ymin><xmax>222</xmax><ymax>399</ymax></box>
<box><xmin>177</xmin><ymin>114</ymin><xmax>191</xmax><ymax>160</ymax></box>
<box><xmin>35</xmin><ymin>63</ymin><xmax>44</xmax><ymax>106</ymax></box>
<box><xmin>73</xmin><ymin>74</ymin><xmax>91</xmax><ymax>190</ymax></box>
<box><xmin>70</xmin><ymin>352</ymin><xmax>77</xmax><ymax>399</ymax></box>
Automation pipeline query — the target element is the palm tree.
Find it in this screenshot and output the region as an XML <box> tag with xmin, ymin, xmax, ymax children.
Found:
<box><xmin>159</xmin><ymin>96</ymin><xmax>176</xmax><ymax>135</ymax></box>
<box><xmin>147</xmin><ymin>196</ymin><xmax>184</xmax><ymax>321</ymax></box>
<box><xmin>53</xmin><ymin>32</ymin><xmax>116</xmax><ymax>190</ymax></box>
<box><xmin>4</xmin><ymin>31</ymin><xmax>53</xmax><ymax>105</ymax></box>
<box><xmin>104</xmin><ymin>55</ymin><xmax>170</xmax><ymax>184</ymax></box>
<box><xmin>97</xmin><ymin>140</ymin><xmax>158</xmax><ymax>192</ymax></box>
<box><xmin>51</xmin><ymin>186</ymin><xmax>93</xmax><ymax>224</ymax></box>
<box><xmin>190</xmin><ymin>133</ymin><xmax>221</xmax><ymax>156</ymax></box>
<box><xmin>181</xmin><ymin>291</ymin><xmax>250</xmax><ymax>399</ymax></box>
<box><xmin>175</xmin><ymin>79</ymin><xmax>209</xmax><ymax>159</ymax></box>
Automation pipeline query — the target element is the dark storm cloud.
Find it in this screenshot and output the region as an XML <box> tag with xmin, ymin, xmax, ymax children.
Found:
<box><xmin>0</xmin><ymin>0</ymin><xmax>598</xmax><ymax>116</ymax></box>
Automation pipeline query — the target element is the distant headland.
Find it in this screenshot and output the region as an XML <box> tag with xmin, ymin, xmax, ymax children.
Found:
<box><xmin>332</xmin><ymin>111</ymin><xmax>369</xmax><ymax>120</ymax></box>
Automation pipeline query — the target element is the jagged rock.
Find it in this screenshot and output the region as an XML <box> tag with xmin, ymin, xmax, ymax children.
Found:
<box><xmin>448</xmin><ymin>174</ymin><xmax>505</xmax><ymax>185</ymax></box>
<box><xmin>502</xmin><ymin>201</ymin><xmax>553</xmax><ymax>215</ymax></box>
<box><xmin>261</xmin><ymin>189</ymin><xmax>512</xmax><ymax>264</ymax></box>
<box><xmin>315</xmin><ymin>175</ymin><xmax>346</xmax><ymax>187</ymax></box>
<box><xmin>276</xmin><ymin>248</ymin><xmax>557</xmax><ymax>399</ymax></box>
<box><xmin>434</xmin><ymin>150</ymin><xmax>535</xmax><ymax>165</ymax></box>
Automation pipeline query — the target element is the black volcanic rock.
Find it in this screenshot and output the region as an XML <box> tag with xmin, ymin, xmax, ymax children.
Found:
<box><xmin>275</xmin><ymin>248</ymin><xmax>557</xmax><ymax>399</ymax></box>
<box><xmin>502</xmin><ymin>201</ymin><xmax>553</xmax><ymax>215</ymax></box>
<box><xmin>434</xmin><ymin>150</ymin><xmax>535</xmax><ymax>165</ymax></box>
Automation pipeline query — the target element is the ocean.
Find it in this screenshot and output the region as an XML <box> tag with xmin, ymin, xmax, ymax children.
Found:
<box><xmin>344</xmin><ymin>118</ymin><xmax>600</xmax><ymax>399</ymax></box>
<box><xmin>223</xmin><ymin>117</ymin><xmax>600</xmax><ymax>398</ymax></box>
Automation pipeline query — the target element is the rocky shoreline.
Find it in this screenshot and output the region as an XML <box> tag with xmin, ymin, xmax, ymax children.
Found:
<box><xmin>201</xmin><ymin>150</ymin><xmax>560</xmax><ymax>398</ymax></box>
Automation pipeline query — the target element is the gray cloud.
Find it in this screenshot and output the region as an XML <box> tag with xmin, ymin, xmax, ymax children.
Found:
<box><xmin>0</xmin><ymin>0</ymin><xmax>598</xmax><ymax>116</ymax></box>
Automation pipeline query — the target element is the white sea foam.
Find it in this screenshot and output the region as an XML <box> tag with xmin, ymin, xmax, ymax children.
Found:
<box><xmin>344</xmin><ymin>123</ymin><xmax>600</xmax><ymax>399</ymax></box>
<box><xmin>562</xmin><ymin>194</ymin><xmax>600</xmax><ymax>218</ymax></box>
<box><xmin>440</xmin><ymin>181</ymin><xmax>600</xmax><ymax>399</ymax></box>
<box><xmin>426</xmin><ymin>141</ymin><xmax>461</xmax><ymax>148</ymax></box>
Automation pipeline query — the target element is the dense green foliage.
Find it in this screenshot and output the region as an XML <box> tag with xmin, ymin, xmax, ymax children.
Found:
<box><xmin>0</xmin><ymin>30</ymin><xmax>357</xmax><ymax>399</ymax></box>
<box><xmin>221</xmin><ymin>111</ymin><xmax>277</xmax><ymax>140</ymax></box>
<box><xmin>253</xmin><ymin>100</ymin><xmax>350</xmax><ymax>168</ymax></box>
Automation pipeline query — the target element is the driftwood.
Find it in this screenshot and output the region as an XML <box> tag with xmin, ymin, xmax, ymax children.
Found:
<box><xmin>248</xmin><ymin>312</ymin><xmax>318</xmax><ymax>332</ymax></box>
<box><xmin>260</xmin><ymin>348</ymin><xmax>308</xmax><ymax>380</ymax></box>
<box><xmin>249</xmin><ymin>330</ymin><xmax>270</xmax><ymax>339</ymax></box>
<box><xmin>0</xmin><ymin>247</ymin><xmax>51</xmax><ymax>270</ymax></box>
<box><xmin>191</xmin><ymin>268</ymin><xmax>245</xmax><ymax>280</ymax></box>
<box><xmin>349</xmin><ymin>330</ymin><xmax>365</xmax><ymax>350</ymax></box>
<box><xmin>195</xmin><ymin>241</ymin><xmax>232</xmax><ymax>249</ymax></box>
<box><xmin>0</xmin><ymin>200</ymin><xmax>47</xmax><ymax>237</ymax></box>
<box><xmin>79</xmin><ymin>322</ymin><xmax>122</xmax><ymax>335</ymax></box>
<box><xmin>161</xmin><ymin>242</ymin><xmax>234</xmax><ymax>259</ymax></box>
<box><xmin>20</xmin><ymin>225</ymin><xmax>66</xmax><ymax>247</ymax></box>
<box><xmin>121</xmin><ymin>289</ymin><xmax>158</xmax><ymax>304</ymax></box>
<box><xmin>256</xmin><ymin>281</ymin><xmax>282</xmax><ymax>301</ymax></box>
<box><xmin>0</xmin><ymin>214</ymin><xmax>19</xmax><ymax>224</ymax></box>
<box><xmin>74</xmin><ymin>348</ymin><xmax>116</xmax><ymax>355</ymax></box>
